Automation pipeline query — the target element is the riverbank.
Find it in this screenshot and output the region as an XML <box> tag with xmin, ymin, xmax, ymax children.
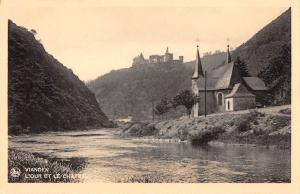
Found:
<box><xmin>8</xmin><ymin>149</ymin><xmax>84</xmax><ymax>183</ymax></box>
<box><xmin>121</xmin><ymin>105</ymin><xmax>291</xmax><ymax>149</ymax></box>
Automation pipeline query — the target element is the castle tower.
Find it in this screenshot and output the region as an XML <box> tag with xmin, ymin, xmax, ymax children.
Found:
<box><xmin>191</xmin><ymin>45</ymin><xmax>204</xmax><ymax>117</ymax></box>
<box><xmin>226</xmin><ymin>44</ymin><xmax>232</xmax><ymax>64</ymax></box>
<box><xmin>164</xmin><ymin>46</ymin><xmax>173</xmax><ymax>62</ymax></box>
<box><xmin>140</xmin><ymin>52</ymin><xmax>145</xmax><ymax>60</ymax></box>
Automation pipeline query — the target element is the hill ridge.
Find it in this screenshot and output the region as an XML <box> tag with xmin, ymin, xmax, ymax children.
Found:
<box><xmin>8</xmin><ymin>20</ymin><xmax>112</xmax><ymax>134</ymax></box>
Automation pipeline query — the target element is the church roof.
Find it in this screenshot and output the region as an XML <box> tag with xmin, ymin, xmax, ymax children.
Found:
<box><xmin>214</xmin><ymin>61</ymin><xmax>236</xmax><ymax>89</ymax></box>
<box><xmin>193</xmin><ymin>45</ymin><xmax>266</xmax><ymax>92</ymax></box>
<box><xmin>196</xmin><ymin>61</ymin><xmax>240</xmax><ymax>90</ymax></box>
<box><xmin>196</xmin><ymin>77</ymin><xmax>219</xmax><ymax>90</ymax></box>
<box><xmin>243</xmin><ymin>77</ymin><xmax>268</xmax><ymax>91</ymax></box>
<box><xmin>225</xmin><ymin>83</ymin><xmax>255</xmax><ymax>98</ymax></box>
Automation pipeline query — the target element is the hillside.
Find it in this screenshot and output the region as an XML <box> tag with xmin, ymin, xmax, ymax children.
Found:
<box><xmin>88</xmin><ymin>62</ymin><xmax>192</xmax><ymax>120</ymax></box>
<box><xmin>185</xmin><ymin>8</ymin><xmax>291</xmax><ymax>76</ymax></box>
<box><xmin>184</xmin><ymin>51</ymin><xmax>227</xmax><ymax>72</ymax></box>
<box><xmin>88</xmin><ymin>8</ymin><xmax>291</xmax><ymax>121</ymax></box>
<box><xmin>8</xmin><ymin>20</ymin><xmax>112</xmax><ymax>134</ymax></box>
<box><xmin>232</xmin><ymin>8</ymin><xmax>291</xmax><ymax>76</ymax></box>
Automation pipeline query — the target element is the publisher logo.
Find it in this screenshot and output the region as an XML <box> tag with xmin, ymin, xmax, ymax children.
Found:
<box><xmin>10</xmin><ymin>167</ymin><xmax>21</xmax><ymax>178</ymax></box>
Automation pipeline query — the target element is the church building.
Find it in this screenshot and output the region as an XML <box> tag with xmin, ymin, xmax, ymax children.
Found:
<box><xmin>191</xmin><ymin>45</ymin><xmax>268</xmax><ymax>117</ymax></box>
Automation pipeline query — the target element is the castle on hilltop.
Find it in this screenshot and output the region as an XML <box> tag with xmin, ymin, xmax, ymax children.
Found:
<box><xmin>132</xmin><ymin>47</ymin><xmax>184</xmax><ymax>66</ymax></box>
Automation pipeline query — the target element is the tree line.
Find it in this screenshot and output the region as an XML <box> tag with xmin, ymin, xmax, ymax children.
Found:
<box><xmin>154</xmin><ymin>89</ymin><xmax>197</xmax><ymax>120</ymax></box>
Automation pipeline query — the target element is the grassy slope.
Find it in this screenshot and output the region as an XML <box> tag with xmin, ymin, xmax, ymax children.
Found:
<box><xmin>121</xmin><ymin>105</ymin><xmax>291</xmax><ymax>148</ymax></box>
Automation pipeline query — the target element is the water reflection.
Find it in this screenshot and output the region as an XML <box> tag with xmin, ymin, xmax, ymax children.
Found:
<box><xmin>9</xmin><ymin>128</ymin><xmax>290</xmax><ymax>183</ymax></box>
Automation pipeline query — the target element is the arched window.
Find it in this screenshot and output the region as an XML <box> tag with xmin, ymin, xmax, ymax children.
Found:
<box><xmin>217</xmin><ymin>93</ymin><xmax>223</xmax><ymax>106</ymax></box>
<box><xmin>227</xmin><ymin>101</ymin><xmax>230</xmax><ymax>110</ymax></box>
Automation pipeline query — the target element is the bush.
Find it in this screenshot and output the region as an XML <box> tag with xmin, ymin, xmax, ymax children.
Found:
<box><xmin>249</xmin><ymin>110</ymin><xmax>265</xmax><ymax>117</ymax></box>
<box><xmin>189</xmin><ymin>126</ymin><xmax>224</xmax><ymax>146</ymax></box>
<box><xmin>269</xmin><ymin>115</ymin><xmax>291</xmax><ymax>130</ymax></box>
<box><xmin>235</xmin><ymin>110</ymin><xmax>264</xmax><ymax>133</ymax></box>
<box><xmin>177</xmin><ymin>127</ymin><xmax>189</xmax><ymax>141</ymax></box>
<box><xmin>122</xmin><ymin>122</ymin><xmax>158</xmax><ymax>137</ymax></box>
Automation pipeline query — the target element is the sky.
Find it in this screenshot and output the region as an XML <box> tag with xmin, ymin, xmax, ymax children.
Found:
<box><xmin>7</xmin><ymin>0</ymin><xmax>290</xmax><ymax>81</ymax></box>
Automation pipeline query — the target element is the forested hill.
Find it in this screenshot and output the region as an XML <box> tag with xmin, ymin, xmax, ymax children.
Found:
<box><xmin>8</xmin><ymin>20</ymin><xmax>112</xmax><ymax>134</ymax></box>
<box><xmin>232</xmin><ymin>7</ymin><xmax>291</xmax><ymax>76</ymax></box>
<box><xmin>87</xmin><ymin>8</ymin><xmax>291</xmax><ymax>121</ymax></box>
<box><xmin>87</xmin><ymin>51</ymin><xmax>228</xmax><ymax>121</ymax></box>
<box><xmin>186</xmin><ymin>8</ymin><xmax>291</xmax><ymax>76</ymax></box>
<box><xmin>87</xmin><ymin>62</ymin><xmax>193</xmax><ymax>120</ymax></box>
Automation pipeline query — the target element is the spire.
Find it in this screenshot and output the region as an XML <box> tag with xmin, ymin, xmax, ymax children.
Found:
<box><xmin>192</xmin><ymin>45</ymin><xmax>204</xmax><ymax>79</ymax></box>
<box><xmin>140</xmin><ymin>52</ymin><xmax>144</xmax><ymax>60</ymax></box>
<box><xmin>227</xmin><ymin>44</ymin><xmax>232</xmax><ymax>64</ymax></box>
<box><xmin>165</xmin><ymin>47</ymin><xmax>169</xmax><ymax>54</ymax></box>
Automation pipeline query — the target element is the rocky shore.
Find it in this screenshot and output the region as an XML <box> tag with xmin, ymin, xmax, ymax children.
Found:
<box><xmin>120</xmin><ymin>105</ymin><xmax>291</xmax><ymax>149</ymax></box>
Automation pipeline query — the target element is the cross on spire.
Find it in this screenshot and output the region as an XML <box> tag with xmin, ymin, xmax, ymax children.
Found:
<box><xmin>227</xmin><ymin>44</ymin><xmax>232</xmax><ymax>64</ymax></box>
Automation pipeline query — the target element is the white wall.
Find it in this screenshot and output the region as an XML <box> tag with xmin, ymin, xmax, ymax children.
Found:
<box><xmin>225</xmin><ymin>98</ymin><xmax>234</xmax><ymax>111</ymax></box>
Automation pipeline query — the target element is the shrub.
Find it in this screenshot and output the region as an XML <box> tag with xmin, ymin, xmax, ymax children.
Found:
<box><xmin>122</xmin><ymin>122</ymin><xmax>158</xmax><ymax>137</ymax></box>
<box><xmin>177</xmin><ymin>127</ymin><xmax>189</xmax><ymax>141</ymax></box>
<box><xmin>269</xmin><ymin>115</ymin><xmax>291</xmax><ymax>130</ymax></box>
<box><xmin>189</xmin><ymin>126</ymin><xmax>224</xmax><ymax>146</ymax></box>
<box><xmin>235</xmin><ymin>110</ymin><xmax>264</xmax><ymax>133</ymax></box>
<box><xmin>249</xmin><ymin>109</ymin><xmax>265</xmax><ymax>117</ymax></box>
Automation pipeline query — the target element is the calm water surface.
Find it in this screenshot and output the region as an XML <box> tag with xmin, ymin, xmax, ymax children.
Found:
<box><xmin>9</xmin><ymin>128</ymin><xmax>290</xmax><ymax>183</ymax></box>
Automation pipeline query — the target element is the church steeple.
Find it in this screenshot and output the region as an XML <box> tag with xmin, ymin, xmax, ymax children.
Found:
<box><xmin>192</xmin><ymin>45</ymin><xmax>204</xmax><ymax>79</ymax></box>
<box><xmin>227</xmin><ymin>44</ymin><xmax>232</xmax><ymax>64</ymax></box>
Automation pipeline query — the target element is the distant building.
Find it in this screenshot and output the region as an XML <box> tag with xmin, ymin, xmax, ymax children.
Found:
<box><xmin>191</xmin><ymin>45</ymin><xmax>268</xmax><ymax>117</ymax></box>
<box><xmin>133</xmin><ymin>53</ymin><xmax>148</xmax><ymax>66</ymax></box>
<box><xmin>132</xmin><ymin>47</ymin><xmax>184</xmax><ymax>67</ymax></box>
<box><xmin>117</xmin><ymin>116</ymin><xmax>133</xmax><ymax>123</ymax></box>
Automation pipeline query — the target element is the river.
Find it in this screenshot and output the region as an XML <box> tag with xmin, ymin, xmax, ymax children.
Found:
<box><xmin>8</xmin><ymin>128</ymin><xmax>290</xmax><ymax>183</ymax></box>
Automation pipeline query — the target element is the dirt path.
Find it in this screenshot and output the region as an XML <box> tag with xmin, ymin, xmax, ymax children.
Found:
<box><xmin>201</xmin><ymin>104</ymin><xmax>291</xmax><ymax>118</ymax></box>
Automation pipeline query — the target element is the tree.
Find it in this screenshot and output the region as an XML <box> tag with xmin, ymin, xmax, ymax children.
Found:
<box><xmin>235</xmin><ymin>56</ymin><xmax>250</xmax><ymax>77</ymax></box>
<box><xmin>258</xmin><ymin>44</ymin><xmax>291</xmax><ymax>104</ymax></box>
<box><xmin>30</xmin><ymin>29</ymin><xmax>37</xmax><ymax>35</ymax></box>
<box><xmin>154</xmin><ymin>97</ymin><xmax>171</xmax><ymax>120</ymax></box>
<box><xmin>172</xmin><ymin>90</ymin><xmax>197</xmax><ymax>117</ymax></box>
<box><xmin>214</xmin><ymin>50</ymin><xmax>222</xmax><ymax>54</ymax></box>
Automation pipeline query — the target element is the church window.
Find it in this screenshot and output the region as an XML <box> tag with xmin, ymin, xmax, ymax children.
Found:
<box><xmin>217</xmin><ymin>93</ymin><xmax>223</xmax><ymax>106</ymax></box>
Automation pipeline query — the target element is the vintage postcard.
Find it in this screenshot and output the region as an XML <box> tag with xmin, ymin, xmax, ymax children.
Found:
<box><xmin>0</xmin><ymin>0</ymin><xmax>299</xmax><ymax>193</ymax></box>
